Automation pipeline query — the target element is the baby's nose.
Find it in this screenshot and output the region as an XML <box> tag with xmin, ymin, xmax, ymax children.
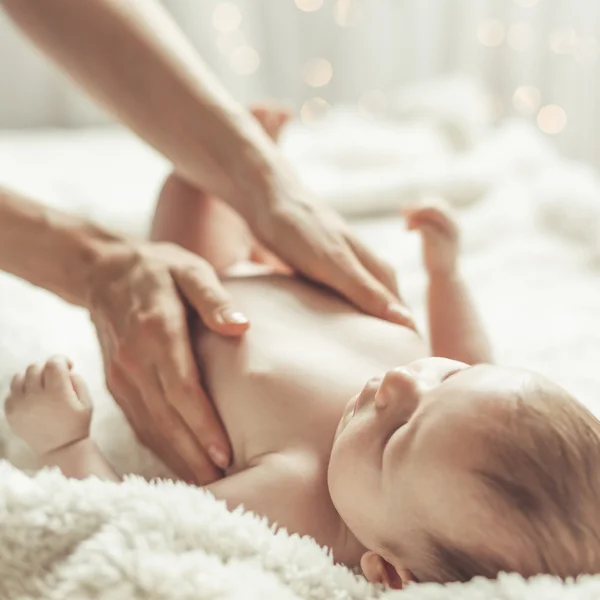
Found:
<box><xmin>375</xmin><ymin>367</ymin><xmax>419</xmax><ymax>409</ymax></box>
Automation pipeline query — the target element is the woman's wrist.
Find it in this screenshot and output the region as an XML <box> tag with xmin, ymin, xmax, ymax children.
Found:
<box><xmin>0</xmin><ymin>186</ymin><xmax>126</xmax><ymax>308</ymax></box>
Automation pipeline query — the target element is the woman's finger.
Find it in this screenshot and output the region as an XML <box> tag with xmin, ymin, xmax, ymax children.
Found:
<box><xmin>133</xmin><ymin>359</ymin><xmax>221</xmax><ymax>484</ymax></box>
<box><xmin>346</xmin><ymin>234</ymin><xmax>401</xmax><ymax>298</ymax></box>
<box><xmin>174</xmin><ymin>263</ymin><xmax>249</xmax><ymax>336</ymax></box>
<box><xmin>157</xmin><ymin>327</ymin><xmax>231</xmax><ymax>472</ymax></box>
<box><xmin>108</xmin><ymin>363</ymin><xmax>196</xmax><ymax>482</ymax></box>
<box><xmin>159</xmin><ymin>365</ymin><xmax>231</xmax><ymax>472</ymax></box>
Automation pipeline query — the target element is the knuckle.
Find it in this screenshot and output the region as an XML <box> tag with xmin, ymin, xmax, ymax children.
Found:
<box><xmin>138</xmin><ymin>309</ymin><xmax>174</xmax><ymax>343</ymax></box>
<box><xmin>4</xmin><ymin>395</ymin><xmax>16</xmax><ymax>416</ymax></box>
<box><xmin>43</xmin><ymin>359</ymin><xmax>63</xmax><ymax>378</ymax></box>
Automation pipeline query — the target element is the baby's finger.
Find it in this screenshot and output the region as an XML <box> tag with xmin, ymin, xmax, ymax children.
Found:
<box><xmin>69</xmin><ymin>373</ymin><xmax>94</xmax><ymax>410</ymax></box>
<box><xmin>24</xmin><ymin>364</ymin><xmax>42</xmax><ymax>393</ymax></box>
<box><xmin>10</xmin><ymin>373</ymin><xmax>25</xmax><ymax>395</ymax></box>
<box><xmin>42</xmin><ymin>356</ymin><xmax>72</xmax><ymax>390</ymax></box>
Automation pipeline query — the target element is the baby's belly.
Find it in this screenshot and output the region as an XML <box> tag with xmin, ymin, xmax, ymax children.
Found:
<box><xmin>195</xmin><ymin>275</ymin><xmax>427</xmax><ymax>469</ymax></box>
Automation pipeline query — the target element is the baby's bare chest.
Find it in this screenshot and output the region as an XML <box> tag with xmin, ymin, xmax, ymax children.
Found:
<box><xmin>194</xmin><ymin>276</ymin><xmax>427</xmax><ymax>470</ymax></box>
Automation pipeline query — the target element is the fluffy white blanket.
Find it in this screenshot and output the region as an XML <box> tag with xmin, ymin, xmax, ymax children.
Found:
<box><xmin>2</xmin><ymin>77</ymin><xmax>600</xmax><ymax>598</ymax></box>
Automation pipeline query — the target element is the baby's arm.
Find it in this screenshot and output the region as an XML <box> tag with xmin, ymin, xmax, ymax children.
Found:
<box><xmin>405</xmin><ymin>200</ymin><xmax>493</xmax><ymax>365</ymax></box>
<box><xmin>5</xmin><ymin>357</ymin><xmax>119</xmax><ymax>481</ymax></box>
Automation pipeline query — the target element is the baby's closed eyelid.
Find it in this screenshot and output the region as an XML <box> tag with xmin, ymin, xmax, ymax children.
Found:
<box><xmin>442</xmin><ymin>366</ymin><xmax>473</xmax><ymax>382</ymax></box>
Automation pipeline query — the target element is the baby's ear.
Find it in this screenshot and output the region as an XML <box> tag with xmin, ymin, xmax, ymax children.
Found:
<box><xmin>360</xmin><ymin>551</ymin><xmax>414</xmax><ymax>590</ymax></box>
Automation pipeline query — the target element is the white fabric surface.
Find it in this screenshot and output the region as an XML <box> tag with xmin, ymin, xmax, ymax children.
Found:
<box><xmin>2</xmin><ymin>82</ymin><xmax>600</xmax><ymax>597</ymax></box>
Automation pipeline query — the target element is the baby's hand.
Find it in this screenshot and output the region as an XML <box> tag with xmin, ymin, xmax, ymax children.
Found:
<box><xmin>5</xmin><ymin>357</ymin><xmax>93</xmax><ymax>456</ymax></box>
<box><xmin>403</xmin><ymin>198</ymin><xmax>459</xmax><ymax>276</ymax></box>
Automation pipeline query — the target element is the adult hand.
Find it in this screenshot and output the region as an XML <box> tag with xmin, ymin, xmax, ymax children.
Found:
<box><xmin>254</xmin><ymin>189</ymin><xmax>415</xmax><ymax>329</ymax></box>
<box><xmin>87</xmin><ymin>240</ymin><xmax>247</xmax><ymax>484</ymax></box>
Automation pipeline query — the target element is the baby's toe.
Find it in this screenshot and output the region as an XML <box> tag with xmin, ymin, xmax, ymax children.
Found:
<box><xmin>42</xmin><ymin>356</ymin><xmax>74</xmax><ymax>391</ymax></box>
<box><xmin>10</xmin><ymin>373</ymin><xmax>25</xmax><ymax>396</ymax></box>
<box><xmin>24</xmin><ymin>364</ymin><xmax>43</xmax><ymax>393</ymax></box>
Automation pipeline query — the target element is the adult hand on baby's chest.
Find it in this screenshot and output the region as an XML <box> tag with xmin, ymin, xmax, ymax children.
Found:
<box><xmin>85</xmin><ymin>239</ymin><xmax>250</xmax><ymax>484</ymax></box>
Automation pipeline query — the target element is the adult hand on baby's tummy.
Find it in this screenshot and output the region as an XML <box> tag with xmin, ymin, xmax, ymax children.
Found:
<box><xmin>86</xmin><ymin>240</ymin><xmax>247</xmax><ymax>484</ymax></box>
<box><xmin>254</xmin><ymin>193</ymin><xmax>414</xmax><ymax>328</ymax></box>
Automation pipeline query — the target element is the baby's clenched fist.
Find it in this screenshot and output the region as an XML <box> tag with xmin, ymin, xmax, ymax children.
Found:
<box><xmin>404</xmin><ymin>198</ymin><xmax>459</xmax><ymax>276</ymax></box>
<box><xmin>5</xmin><ymin>356</ymin><xmax>93</xmax><ymax>456</ymax></box>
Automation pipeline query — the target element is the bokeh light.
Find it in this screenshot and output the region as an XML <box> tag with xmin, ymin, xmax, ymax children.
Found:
<box><xmin>549</xmin><ymin>29</ymin><xmax>578</xmax><ymax>54</ymax></box>
<box><xmin>295</xmin><ymin>0</ymin><xmax>324</xmax><ymax>12</ymax></box>
<box><xmin>334</xmin><ymin>0</ymin><xmax>362</xmax><ymax>27</ymax></box>
<box><xmin>358</xmin><ymin>90</ymin><xmax>388</xmax><ymax>115</ymax></box>
<box><xmin>300</xmin><ymin>97</ymin><xmax>331</xmax><ymax>124</ymax></box>
<box><xmin>573</xmin><ymin>35</ymin><xmax>600</xmax><ymax>62</ymax></box>
<box><xmin>512</xmin><ymin>86</ymin><xmax>541</xmax><ymax>115</ymax></box>
<box><xmin>477</xmin><ymin>19</ymin><xmax>505</xmax><ymax>47</ymax></box>
<box><xmin>537</xmin><ymin>104</ymin><xmax>567</xmax><ymax>134</ymax></box>
<box><xmin>507</xmin><ymin>22</ymin><xmax>535</xmax><ymax>51</ymax></box>
<box><xmin>212</xmin><ymin>2</ymin><xmax>242</xmax><ymax>33</ymax></box>
<box><xmin>230</xmin><ymin>46</ymin><xmax>260</xmax><ymax>75</ymax></box>
<box><xmin>303</xmin><ymin>58</ymin><xmax>333</xmax><ymax>87</ymax></box>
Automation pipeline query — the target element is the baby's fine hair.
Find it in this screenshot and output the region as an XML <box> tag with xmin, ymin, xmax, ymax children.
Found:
<box><xmin>417</xmin><ymin>382</ymin><xmax>600</xmax><ymax>583</ymax></box>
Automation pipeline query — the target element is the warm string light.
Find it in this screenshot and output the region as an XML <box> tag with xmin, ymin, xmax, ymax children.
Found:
<box><xmin>212</xmin><ymin>2</ymin><xmax>242</xmax><ymax>33</ymax></box>
<box><xmin>300</xmin><ymin>97</ymin><xmax>331</xmax><ymax>124</ymax></box>
<box><xmin>303</xmin><ymin>58</ymin><xmax>333</xmax><ymax>87</ymax></box>
<box><xmin>507</xmin><ymin>22</ymin><xmax>535</xmax><ymax>51</ymax></box>
<box><xmin>537</xmin><ymin>104</ymin><xmax>567</xmax><ymax>134</ymax></box>
<box><xmin>230</xmin><ymin>46</ymin><xmax>260</xmax><ymax>75</ymax></box>
<box><xmin>334</xmin><ymin>0</ymin><xmax>361</xmax><ymax>27</ymax></box>
<box><xmin>295</xmin><ymin>0</ymin><xmax>324</xmax><ymax>12</ymax></box>
<box><xmin>550</xmin><ymin>29</ymin><xmax>600</xmax><ymax>62</ymax></box>
<box><xmin>209</xmin><ymin>1</ymin><xmax>574</xmax><ymax>136</ymax></box>
<box><xmin>358</xmin><ymin>90</ymin><xmax>388</xmax><ymax>116</ymax></box>
<box><xmin>211</xmin><ymin>2</ymin><xmax>260</xmax><ymax>76</ymax></box>
<box><xmin>512</xmin><ymin>86</ymin><xmax>541</xmax><ymax>115</ymax></box>
<box><xmin>477</xmin><ymin>19</ymin><xmax>505</xmax><ymax>47</ymax></box>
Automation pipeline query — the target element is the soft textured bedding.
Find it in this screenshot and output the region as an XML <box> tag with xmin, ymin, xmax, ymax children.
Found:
<box><xmin>2</xmin><ymin>79</ymin><xmax>600</xmax><ymax>598</ymax></box>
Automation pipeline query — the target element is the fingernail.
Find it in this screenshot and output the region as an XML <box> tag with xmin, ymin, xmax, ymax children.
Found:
<box><xmin>217</xmin><ymin>309</ymin><xmax>249</xmax><ymax>325</ymax></box>
<box><xmin>208</xmin><ymin>445</ymin><xmax>230</xmax><ymax>469</ymax></box>
<box><xmin>386</xmin><ymin>303</ymin><xmax>415</xmax><ymax>326</ymax></box>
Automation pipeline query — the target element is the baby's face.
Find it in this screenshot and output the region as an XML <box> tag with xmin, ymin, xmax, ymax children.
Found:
<box><xmin>328</xmin><ymin>358</ymin><xmax>542</xmax><ymax>571</ymax></box>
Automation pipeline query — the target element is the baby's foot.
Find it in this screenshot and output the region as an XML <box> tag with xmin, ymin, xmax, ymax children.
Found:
<box><xmin>251</xmin><ymin>104</ymin><xmax>292</xmax><ymax>142</ymax></box>
<box><xmin>5</xmin><ymin>356</ymin><xmax>93</xmax><ymax>456</ymax></box>
<box><xmin>403</xmin><ymin>198</ymin><xmax>460</xmax><ymax>276</ymax></box>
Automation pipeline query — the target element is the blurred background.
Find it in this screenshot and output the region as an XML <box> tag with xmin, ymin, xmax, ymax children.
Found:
<box><xmin>0</xmin><ymin>0</ymin><xmax>599</xmax><ymax>165</ymax></box>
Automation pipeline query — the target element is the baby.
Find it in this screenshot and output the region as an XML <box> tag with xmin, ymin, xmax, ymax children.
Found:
<box><xmin>5</xmin><ymin>107</ymin><xmax>600</xmax><ymax>588</ymax></box>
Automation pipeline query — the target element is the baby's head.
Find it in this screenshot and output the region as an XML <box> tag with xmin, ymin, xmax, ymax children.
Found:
<box><xmin>328</xmin><ymin>358</ymin><xmax>600</xmax><ymax>588</ymax></box>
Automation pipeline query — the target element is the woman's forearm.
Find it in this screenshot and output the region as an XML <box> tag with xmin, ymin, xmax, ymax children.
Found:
<box><xmin>0</xmin><ymin>186</ymin><xmax>118</xmax><ymax>307</ymax></box>
<box><xmin>2</xmin><ymin>0</ymin><xmax>284</xmax><ymax>219</ymax></box>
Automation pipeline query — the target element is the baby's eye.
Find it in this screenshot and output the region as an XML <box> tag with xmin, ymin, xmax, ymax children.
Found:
<box><xmin>442</xmin><ymin>368</ymin><xmax>464</xmax><ymax>382</ymax></box>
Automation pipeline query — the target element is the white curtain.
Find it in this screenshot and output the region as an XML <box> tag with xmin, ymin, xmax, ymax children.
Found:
<box><xmin>1</xmin><ymin>0</ymin><xmax>599</xmax><ymax>165</ymax></box>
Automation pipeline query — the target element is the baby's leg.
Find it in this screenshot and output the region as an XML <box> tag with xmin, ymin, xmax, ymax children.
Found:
<box><xmin>150</xmin><ymin>105</ymin><xmax>291</xmax><ymax>274</ymax></box>
<box><xmin>4</xmin><ymin>357</ymin><xmax>119</xmax><ymax>481</ymax></box>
